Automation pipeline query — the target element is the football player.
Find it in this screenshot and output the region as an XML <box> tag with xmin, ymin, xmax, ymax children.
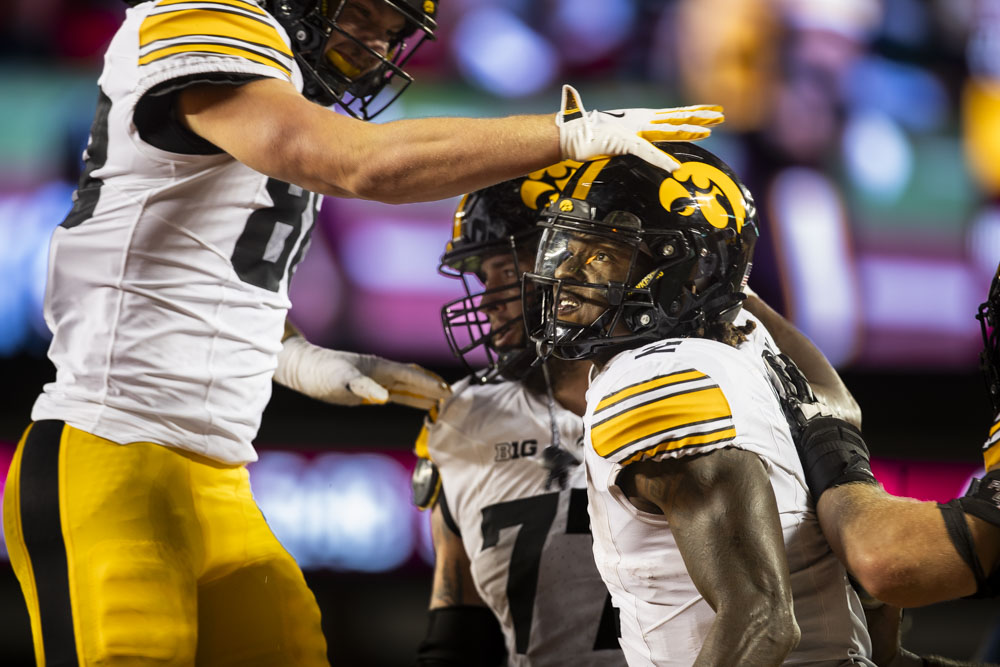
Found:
<box><xmin>414</xmin><ymin>162</ymin><xmax>883</xmax><ymax>666</ymax></box>
<box><xmin>1</xmin><ymin>0</ymin><xmax>728</xmax><ymax>664</ymax></box>
<box><xmin>784</xmin><ymin>266</ymin><xmax>1000</xmax><ymax>608</ymax></box>
<box><xmin>524</xmin><ymin>143</ymin><xmax>876</xmax><ymax>665</ymax></box>
<box><xmin>413</xmin><ymin>164</ymin><xmax>627</xmax><ymax>666</ymax></box>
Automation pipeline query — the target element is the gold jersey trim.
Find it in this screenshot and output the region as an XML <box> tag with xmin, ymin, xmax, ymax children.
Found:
<box><xmin>140</xmin><ymin>5</ymin><xmax>292</xmax><ymax>76</ymax></box>
<box><xmin>139</xmin><ymin>42</ymin><xmax>292</xmax><ymax>75</ymax></box>
<box><xmin>591</xmin><ymin>384</ymin><xmax>732</xmax><ymax>459</ymax></box>
<box><xmin>155</xmin><ymin>0</ymin><xmax>267</xmax><ymax>15</ymax></box>
<box><xmin>594</xmin><ymin>369</ymin><xmax>706</xmax><ymax>415</ymax></box>
<box><xmin>619</xmin><ymin>426</ymin><xmax>737</xmax><ymax>466</ymax></box>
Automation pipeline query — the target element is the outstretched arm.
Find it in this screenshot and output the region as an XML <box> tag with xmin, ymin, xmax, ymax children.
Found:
<box><xmin>792</xmin><ymin>409</ymin><xmax>1000</xmax><ymax>605</ymax></box>
<box><xmin>180</xmin><ymin>78</ymin><xmax>559</xmax><ymax>203</ymax></box>
<box><xmin>619</xmin><ymin>448</ymin><xmax>800</xmax><ymax>665</ymax></box>
<box><xmin>816</xmin><ymin>482</ymin><xmax>999</xmax><ymax>607</ymax></box>
<box><xmin>178</xmin><ymin>79</ymin><xmax>723</xmax><ymax>203</ymax></box>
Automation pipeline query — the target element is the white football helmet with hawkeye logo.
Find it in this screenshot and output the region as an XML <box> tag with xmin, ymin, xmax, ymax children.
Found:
<box><xmin>525</xmin><ymin>142</ymin><xmax>759</xmax><ymax>361</ymax></box>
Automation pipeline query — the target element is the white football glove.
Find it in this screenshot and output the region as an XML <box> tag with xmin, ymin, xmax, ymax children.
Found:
<box><xmin>274</xmin><ymin>335</ymin><xmax>451</xmax><ymax>410</ymax></box>
<box><xmin>555</xmin><ymin>84</ymin><xmax>724</xmax><ymax>173</ymax></box>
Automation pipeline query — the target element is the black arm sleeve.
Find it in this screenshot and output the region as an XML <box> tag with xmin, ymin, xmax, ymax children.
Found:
<box><xmin>133</xmin><ymin>72</ymin><xmax>266</xmax><ymax>155</ymax></box>
<box><xmin>416</xmin><ymin>606</ymin><xmax>507</xmax><ymax>667</ymax></box>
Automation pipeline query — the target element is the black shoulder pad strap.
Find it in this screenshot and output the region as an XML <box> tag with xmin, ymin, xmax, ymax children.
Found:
<box><xmin>939</xmin><ymin>499</ymin><xmax>1000</xmax><ymax>598</ymax></box>
<box><xmin>956</xmin><ymin>469</ymin><xmax>1000</xmax><ymax>598</ymax></box>
<box><xmin>958</xmin><ymin>469</ymin><xmax>1000</xmax><ymax>527</ymax></box>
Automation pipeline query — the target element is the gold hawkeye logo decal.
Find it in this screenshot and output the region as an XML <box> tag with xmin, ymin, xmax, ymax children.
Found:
<box><xmin>521</xmin><ymin>160</ymin><xmax>583</xmax><ymax>210</ymax></box>
<box><xmin>659</xmin><ymin>162</ymin><xmax>747</xmax><ymax>233</ymax></box>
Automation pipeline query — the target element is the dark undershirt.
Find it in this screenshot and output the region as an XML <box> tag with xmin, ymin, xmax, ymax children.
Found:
<box><xmin>133</xmin><ymin>72</ymin><xmax>266</xmax><ymax>155</ymax></box>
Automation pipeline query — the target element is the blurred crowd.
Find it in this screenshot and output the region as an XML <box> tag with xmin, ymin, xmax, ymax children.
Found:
<box><xmin>1</xmin><ymin>0</ymin><xmax>997</xmax><ymax>370</ymax></box>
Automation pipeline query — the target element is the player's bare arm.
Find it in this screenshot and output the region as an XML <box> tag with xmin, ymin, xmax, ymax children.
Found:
<box><xmin>418</xmin><ymin>500</ymin><xmax>506</xmax><ymax>666</ymax></box>
<box><xmin>178</xmin><ymin>79</ymin><xmax>724</xmax><ymax>204</ymax></box>
<box><xmin>428</xmin><ymin>502</ymin><xmax>484</xmax><ymax>609</ymax></box>
<box><xmin>178</xmin><ymin>78</ymin><xmax>560</xmax><ymax>203</ymax></box>
<box><xmin>789</xmin><ymin>264</ymin><xmax>1000</xmax><ymax>605</ymax></box>
<box><xmin>743</xmin><ymin>288</ymin><xmax>861</xmax><ymax>427</ymax></box>
<box><xmin>816</xmin><ymin>482</ymin><xmax>999</xmax><ymax>607</ymax></box>
<box><xmin>617</xmin><ymin>448</ymin><xmax>800</xmax><ymax>666</ymax></box>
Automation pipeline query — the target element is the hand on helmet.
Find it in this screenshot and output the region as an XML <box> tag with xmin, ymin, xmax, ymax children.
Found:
<box><xmin>274</xmin><ymin>335</ymin><xmax>451</xmax><ymax>410</ymax></box>
<box><xmin>555</xmin><ymin>84</ymin><xmax>724</xmax><ymax>173</ymax></box>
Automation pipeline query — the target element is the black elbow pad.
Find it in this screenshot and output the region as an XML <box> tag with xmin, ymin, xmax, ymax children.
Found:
<box><xmin>797</xmin><ymin>417</ymin><xmax>878</xmax><ymax>501</ymax></box>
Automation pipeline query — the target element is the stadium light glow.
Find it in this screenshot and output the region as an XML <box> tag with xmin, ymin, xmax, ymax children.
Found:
<box><xmin>452</xmin><ymin>7</ymin><xmax>558</xmax><ymax>98</ymax></box>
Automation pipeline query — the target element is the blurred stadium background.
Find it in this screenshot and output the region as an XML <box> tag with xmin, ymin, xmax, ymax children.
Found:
<box><xmin>1</xmin><ymin>0</ymin><xmax>1000</xmax><ymax>664</ymax></box>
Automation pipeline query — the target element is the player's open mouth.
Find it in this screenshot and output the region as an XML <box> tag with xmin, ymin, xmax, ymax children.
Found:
<box><xmin>557</xmin><ymin>292</ymin><xmax>582</xmax><ymax>316</ymax></box>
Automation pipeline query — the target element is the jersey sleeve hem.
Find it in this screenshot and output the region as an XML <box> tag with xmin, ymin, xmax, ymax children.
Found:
<box><xmin>590</xmin><ymin>365</ymin><xmax>738</xmax><ymax>466</ymax></box>
<box><xmin>134</xmin><ymin>71</ymin><xmax>268</xmax><ymax>155</ymax></box>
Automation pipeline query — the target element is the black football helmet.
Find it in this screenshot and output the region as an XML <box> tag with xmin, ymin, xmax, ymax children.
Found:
<box><xmin>524</xmin><ymin>142</ymin><xmax>759</xmax><ymax>361</ymax></box>
<box><xmin>440</xmin><ymin>162</ymin><xmax>582</xmax><ymax>381</ymax></box>
<box><xmin>977</xmin><ymin>262</ymin><xmax>1000</xmax><ymax>414</ymax></box>
<box><xmin>265</xmin><ymin>0</ymin><xmax>437</xmax><ymax>118</ymax></box>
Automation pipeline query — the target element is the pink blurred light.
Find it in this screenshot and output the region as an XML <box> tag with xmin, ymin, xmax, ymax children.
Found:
<box><xmin>0</xmin><ymin>442</ymin><xmax>985</xmax><ymax>569</ymax></box>
<box><xmin>0</xmin><ymin>441</ymin><xmax>981</xmax><ymax>514</ymax></box>
<box><xmin>871</xmin><ymin>458</ymin><xmax>981</xmax><ymax>502</ymax></box>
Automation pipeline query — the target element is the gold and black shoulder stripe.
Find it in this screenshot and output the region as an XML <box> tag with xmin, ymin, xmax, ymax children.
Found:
<box><xmin>984</xmin><ymin>416</ymin><xmax>1000</xmax><ymax>470</ymax></box>
<box><xmin>591</xmin><ymin>369</ymin><xmax>736</xmax><ymax>463</ymax></box>
<box><xmin>139</xmin><ymin>0</ymin><xmax>293</xmax><ymax>78</ymax></box>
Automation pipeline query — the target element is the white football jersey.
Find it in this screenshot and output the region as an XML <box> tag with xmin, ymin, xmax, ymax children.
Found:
<box><xmin>583</xmin><ymin>313</ymin><xmax>873</xmax><ymax>666</ymax></box>
<box><xmin>421</xmin><ymin>376</ymin><xmax>627</xmax><ymax>666</ymax></box>
<box><xmin>32</xmin><ymin>0</ymin><xmax>317</xmax><ymax>464</ymax></box>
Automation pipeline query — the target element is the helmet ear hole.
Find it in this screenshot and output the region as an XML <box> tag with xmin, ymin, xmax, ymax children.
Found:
<box><xmin>624</xmin><ymin>308</ymin><xmax>655</xmax><ymax>331</ymax></box>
